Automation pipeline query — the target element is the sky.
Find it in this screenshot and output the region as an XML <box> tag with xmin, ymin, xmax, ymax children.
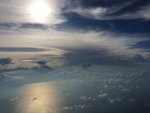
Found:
<box><xmin>0</xmin><ymin>0</ymin><xmax>150</xmax><ymax>64</ymax></box>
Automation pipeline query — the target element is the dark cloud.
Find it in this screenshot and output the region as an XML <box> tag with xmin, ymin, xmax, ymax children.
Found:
<box><xmin>0</xmin><ymin>47</ymin><xmax>48</xmax><ymax>52</ymax></box>
<box><xmin>61</xmin><ymin>13</ymin><xmax>113</xmax><ymax>30</ymax></box>
<box><xmin>0</xmin><ymin>57</ymin><xmax>12</xmax><ymax>65</ymax></box>
<box><xmin>18</xmin><ymin>23</ymin><xmax>48</xmax><ymax>30</ymax></box>
<box><xmin>131</xmin><ymin>40</ymin><xmax>150</xmax><ymax>50</ymax></box>
<box><xmin>61</xmin><ymin>43</ymin><xmax>150</xmax><ymax>65</ymax></box>
<box><xmin>61</xmin><ymin>13</ymin><xmax>150</xmax><ymax>34</ymax></box>
<box><xmin>0</xmin><ymin>23</ymin><xmax>49</xmax><ymax>30</ymax></box>
<box><xmin>62</xmin><ymin>0</ymin><xmax>150</xmax><ymax>35</ymax></box>
<box><xmin>71</xmin><ymin>0</ymin><xmax>134</xmax><ymax>8</ymax></box>
<box><xmin>68</xmin><ymin>0</ymin><xmax>150</xmax><ymax>16</ymax></box>
<box><xmin>111</xmin><ymin>0</ymin><xmax>150</xmax><ymax>16</ymax></box>
<box><xmin>62</xmin><ymin>48</ymin><xmax>130</xmax><ymax>65</ymax></box>
<box><xmin>131</xmin><ymin>54</ymin><xmax>146</xmax><ymax>62</ymax></box>
<box><xmin>0</xmin><ymin>23</ymin><xmax>18</xmax><ymax>30</ymax></box>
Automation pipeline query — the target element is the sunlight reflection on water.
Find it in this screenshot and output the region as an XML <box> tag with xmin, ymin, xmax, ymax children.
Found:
<box><xmin>16</xmin><ymin>82</ymin><xmax>62</xmax><ymax>113</ymax></box>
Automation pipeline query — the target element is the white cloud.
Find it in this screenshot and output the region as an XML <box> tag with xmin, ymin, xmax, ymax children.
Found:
<box><xmin>67</xmin><ymin>2</ymin><xmax>150</xmax><ymax>21</ymax></box>
<box><xmin>0</xmin><ymin>0</ymin><xmax>67</xmax><ymax>24</ymax></box>
<box><xmin>0</xmin><ymin>25</ymin><xmax>148</xmax><ymax>59</ymax></box>
<box><xmin>41</xmin><ymin>30</ymin><xmax>148</xmax><ymax>58</ymax></box>
<box><xmin>68</xmin><ymin>7</ymin><xmax>107</xmax><ymax>19</ymax></box>
<box><xmin>0</xmin><ymin>0</ymin><xmax>149</xmax><ymax>24</ymax></box>
<box><xmin>106</xmin><ymin>5</ymin><xmax>150</xmax><ymax>20</ymax></box>
<box><xmin>138</xmin><ymin>5</ymin><xmax>150</xmax><ymax>20</ymax></box>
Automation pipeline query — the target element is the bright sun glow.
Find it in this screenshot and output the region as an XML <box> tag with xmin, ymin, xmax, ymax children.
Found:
<box><xmin>29</xmin><ymin>0</ymin><xmax>51</xmax><ymax>23</ymax></box>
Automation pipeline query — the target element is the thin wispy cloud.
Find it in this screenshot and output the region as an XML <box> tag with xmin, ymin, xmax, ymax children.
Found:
<box><xmin>0</xmin><ymin>0</ymin><xmax>149</xmax><ymax>62</ymax></box>
<box><xmin>0</xmin><ymin>19</ymin><xmax>149</xmax><ymax>60</ymax></box>
<box><xmin>66</xmin><ymin>0</ymin><xmax>150</xmax><ymax>21</ymax></box>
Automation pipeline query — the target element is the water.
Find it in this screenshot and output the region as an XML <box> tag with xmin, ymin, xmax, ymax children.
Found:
<box><xmin>0</xmin><ymin>65</ymin><xmax>150</xmax><ymax>113</ymax></box>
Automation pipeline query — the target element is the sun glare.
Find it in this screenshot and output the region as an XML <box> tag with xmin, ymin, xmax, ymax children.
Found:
<box><xmin>29</xmin><ymin>0</ymin><xmax>51</xmax><ymax>23</ymax></box>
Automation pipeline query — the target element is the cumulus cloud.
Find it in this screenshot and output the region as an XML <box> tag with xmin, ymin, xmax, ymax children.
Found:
<box><xmin>131</xmin><ymin>54</ymin><xmax>146</xmax><ymax>62</ymax></box>
<box><xmin>0</xmin><ymin>57</ymin><xmax>12</xmax><ymax>65</ymax></box>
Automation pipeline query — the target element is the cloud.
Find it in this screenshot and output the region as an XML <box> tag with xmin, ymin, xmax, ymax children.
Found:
<box><xmin>0</xmin><ymin>47</ymin><xmax>48</xmax><ymax>52</ymax></box>
<box><xmin>130</xmin><ymin>54</ymin><xmax>146</xmax><ymax>62</ymax></box>
<box><xmin>36</xmin><ymin>29</ymin><xmax>148</xmax><ymax>59</ymax></box>
<box><xmin>0</xmin><ymin>0</ymin><xmax>149</xmax><ymax>64</ymax></box>
<box><xmin>0</xmin><ymin>57</ymin><xmax>12</xmax><ymax>65</ymax></box>
<box><xmin>8</xmin><ymin>29</ymin><xmax>150</xmax><ymax>52</ymax></box>
<box><xmin>108</xmin><ymin>5</ymin><xmax>150</xmax><ymax>20</ymax></box>
<box><xmin>138</xmin><ymin>5</ymin><xmax>150</xmax><ymax>20</ymax></box>
<box><xmin>0</xmin><ymin>23</ymin><xmax>50</xmax><ymax>31</ymax></box>
<box><xmin>67</xmin><ymin>7</ymin><xmax>108</xmax><ymax>20</ymax></box>
<box><xmin>65</xmin><ymin>1</ymin><xmax>150</xmax><ymax>21</ymax></box>
<box><xmin>0</xmin><ymin>23</ymin><xmax>149</xmax><ymax>61</ymax></box>
<box><xmin>65</xmin><ymin>0</ymin><xmax>136</xmax><ymax>20</ymax></box>
<box><xmin>0</xmin><ymin>0</ymin><xmax>67</xmax><ymax>25</ymax></box>
<box><xmin>62</xmin><ymin>48</ymin><xmax>122</xmax><ymax>64</ymax></box>
<box><xmin>0</xmin><ymin>0</ymin><xmax>149</xmax><ymax>25</ymax></box>
<box><xmin>130</xmin><ymin>40</ymin><xmax>150</xmax><ymax>50</ymax></box>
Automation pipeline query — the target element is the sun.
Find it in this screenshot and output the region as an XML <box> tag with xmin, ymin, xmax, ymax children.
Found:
<box><xmin>29</xmin><ymin>0</ymin><xmax>51</xmax><ymax>23</ymax></box>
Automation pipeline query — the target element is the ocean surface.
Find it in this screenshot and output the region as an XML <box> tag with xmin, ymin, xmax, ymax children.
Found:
<box><xmin>0</xmin><ymin>65</ymin><xmax>150</xmax><ymax>113</ymax></box>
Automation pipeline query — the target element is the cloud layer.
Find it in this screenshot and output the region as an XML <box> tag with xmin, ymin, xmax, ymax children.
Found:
<box><xmin>0</xmin><ymin>0</ymin><xmax>66</xmax><ymax>24</ymax></box>
<box><xmin>0</xmin><ymin>0</ymin><xmax>150</xmax><ymax>63</ymax></box>
<box><xmin>66</xmin><ymin>0</ymin><xmax>150</xmax><ymax>21</ymax></box>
